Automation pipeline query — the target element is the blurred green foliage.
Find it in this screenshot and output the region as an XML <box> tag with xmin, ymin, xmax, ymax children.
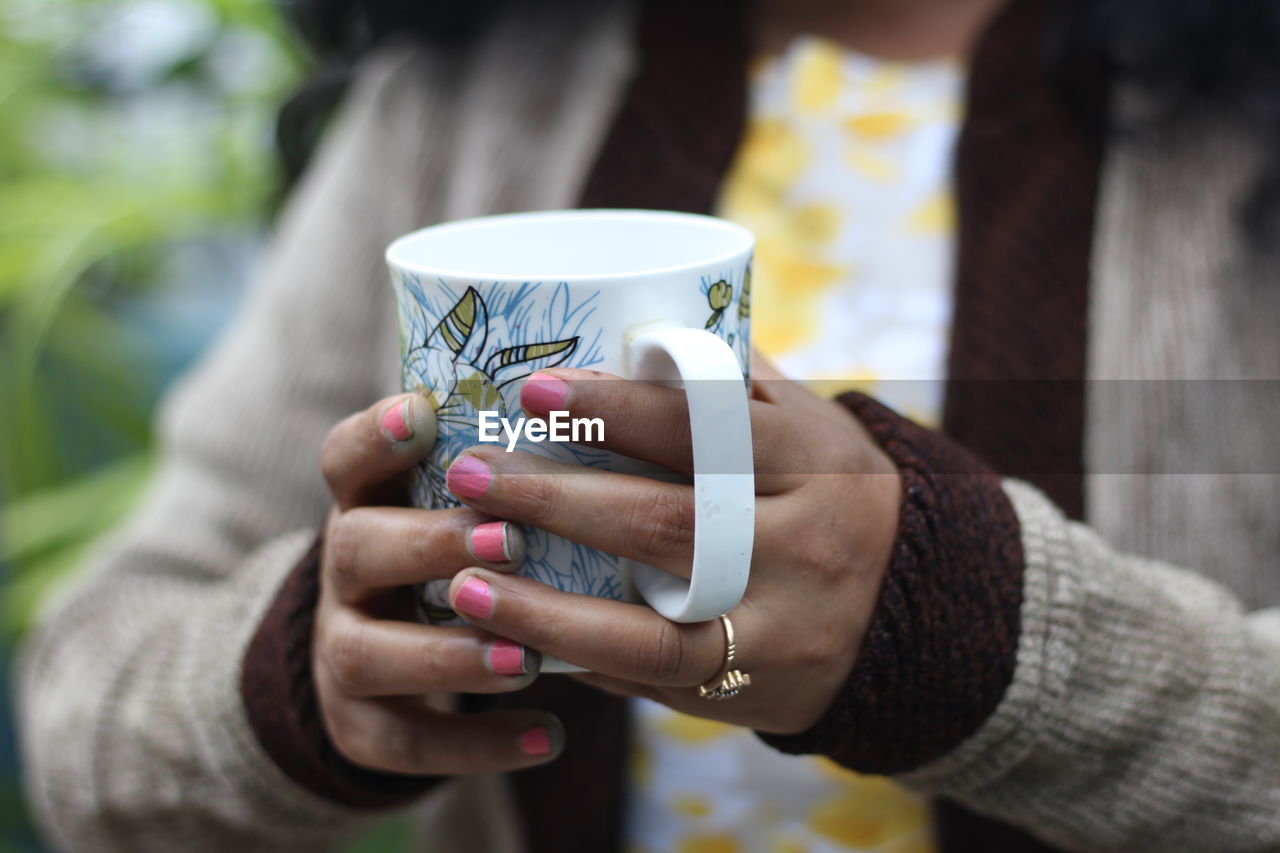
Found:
<box><xmin>0</xmin><ymin>3</ymin><xmax>415</xmax><ymax>849</ymax></box>
<box><xmin>0</xmin><ymin>0</ymin><xmax>302</xmax><ymax>632</ymax></box>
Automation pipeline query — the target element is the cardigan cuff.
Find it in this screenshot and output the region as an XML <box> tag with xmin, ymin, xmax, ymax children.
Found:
<box><xmin>759</xmin><ymin>393</ymin><xmax>1025</xmax><ymax>774</ymax></box>
<box><xmin>240</xmin><ymin>528</ymin><xmax>440</xmax><ymax>808</ymax></box>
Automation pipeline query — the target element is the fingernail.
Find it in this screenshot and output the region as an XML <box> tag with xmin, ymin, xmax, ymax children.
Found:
<box><xmin>454</xmin><ymin>576</ymin><xmax>493</xmax><ymax>619</ymax></box>
<box><xmin>519</xmin><ymin>725</ymin><xmax>551</xmax><ymax>756</ymax></box>
<box><xmin>469</xmin><ymin>521</ymin><xmax>510</xmax><ymax>562</ymax></box>
<box><xmin>381</xmin><ymin>399</ymin><xmax>413</xmax><ymax>441</ymax></box>
<box><xmin>447</xmin><ymin>455</ymin><xmax>491</xmax><ymax>499</ymax></box>
<box><xmin>488</xmin><ymin>639</ymin><xmax>526</xmax><ymax>676</ymax></box>
<box><xmin>522</xmin><ymin>373</ymin><xmax>569</xmax><ymax>414</ymax></box>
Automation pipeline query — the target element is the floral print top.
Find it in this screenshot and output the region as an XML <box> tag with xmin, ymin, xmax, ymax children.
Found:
<box><xmin>625</xmin><ymin>36</ymin><xmax>963</xmax><ymax>853</ymax></box>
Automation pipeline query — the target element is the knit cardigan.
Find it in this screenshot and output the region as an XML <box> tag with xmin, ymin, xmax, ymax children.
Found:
<box><xmin>18</xmin><ymin>0</ymin><xmax>1280</xmax><ymax>851</ymax></box>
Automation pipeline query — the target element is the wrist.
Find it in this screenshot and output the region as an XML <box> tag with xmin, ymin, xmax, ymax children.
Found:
<box><xmin>757</xmin><ymin>393</ymin><xmax>1024</xmax><ymax>773</ymax></box>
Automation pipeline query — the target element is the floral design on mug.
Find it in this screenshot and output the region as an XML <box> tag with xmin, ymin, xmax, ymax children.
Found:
<box><xmin>405</xmin><ymin>285</ymin><xmax>578</xmax><ymax>434</ymax></box>
<box><xmin>395</xmin><ymin>274</ymin><xmax>621</xmax><ymax>618</ymax></box>
<box><xmin>704</xmin><ymin>279</ymin><xmax>733</xmax><ymax>332</ymax></box>
<box><xmin>701</xmin><ymin>271</ymin><xmax>750</xmax><ymax>367</ymax></box>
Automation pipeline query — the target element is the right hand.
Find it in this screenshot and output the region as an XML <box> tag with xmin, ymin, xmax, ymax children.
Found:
<box><xmin>314</xmin><ymin>390</ymin><xmax>563</xmax><ymax>775</ymax></box>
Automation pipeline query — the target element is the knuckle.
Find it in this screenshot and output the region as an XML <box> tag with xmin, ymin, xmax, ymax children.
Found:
<box><xmin>459</xmin><ymin>729</ymin><xmax>506</xmax><ymax>771</ymax></box>
<box><xmin>793</xmin><ymin>523</ymin><xmax>856</xmax><ymax>583</ymax></box>
<box><xmin>635</xmin><ymin>621</ymin><xmax>687</xmax><ymax>684</ymax></box>
<box><xmin>323</xmin><ymin>513</ymin><xmax>364</xmax><ymax>592</ymax></box>
<box><xmin>503</xmin><ymin>472</ymin><xmax>562</xmax><ymax>526</ymax></box>
<box><xmin>516</xmin><ymin>603</ymin><xmax>566</xmax><ymax>655</ymax></box>
<box><xmin>380</xmin><ymin>719</ymin><xmax>429</xmax><ymax>773</ymax></box>
<box><xmin>325</xmin><ymin>622</ymin><xmax>372</xmax><ymax>694</ymax></box>
<box><xmin>625</xmin><ymin>488</ymin><xmax>694</xmax><ymax>562</ymax></box>
<box><xmin>410</xmin><ymin>636</ymin><xmax>447</xmax><ymax>687</ymax></box>
<box><xmin>405</xmin><ymin>513</ymin><xmax>447</xmax><ymax>573</ymax></box>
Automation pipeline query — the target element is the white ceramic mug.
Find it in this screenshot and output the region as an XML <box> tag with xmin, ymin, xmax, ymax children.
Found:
<box><xmin>386</xmin><ymin>209</ymin><xmax>754</xmax><ymax>670</ymax></box>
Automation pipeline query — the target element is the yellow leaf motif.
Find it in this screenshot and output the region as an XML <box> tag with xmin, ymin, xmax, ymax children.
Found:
<box><xmin>435</xmin><ymin>287</ymin><xmax>480</xmax><ymax>355</ymax></box>
<box><xmin>454</xmin><ymin>371</ymin><xmax>502</xmax><ymax>411</ymax></box>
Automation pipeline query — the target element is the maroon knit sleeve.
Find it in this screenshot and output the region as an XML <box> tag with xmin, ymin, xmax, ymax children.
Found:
<box><xmin>758</xmin><ymin>393</ymin><xmax>1025</xmax><ymax>775</ymax></box>
<box><xmin>240</xmin><ymin>530</ymin><xmax>441</xmax><ymax>808</ymax></box>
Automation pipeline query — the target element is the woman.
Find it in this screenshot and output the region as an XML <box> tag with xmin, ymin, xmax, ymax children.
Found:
<box><xmin>18</xmin><ymin>0</ymin><xmax>1280</xmax><ymax>850</ymax></box>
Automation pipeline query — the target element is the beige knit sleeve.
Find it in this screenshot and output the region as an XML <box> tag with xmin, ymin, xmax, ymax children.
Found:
<box><xmin>15</xmin><ymin>43</ymin><xmax>456</xmax><ymax>851</ymax></box>
<box><xmin>901</xmin><ymin>478</ymin><xmax>1280</xmax><ymax>852</ymax></box>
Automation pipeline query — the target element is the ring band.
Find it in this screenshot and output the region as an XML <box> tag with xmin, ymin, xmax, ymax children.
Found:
<box><xmin>698</xmin><ymin>614</ymin><xmax>751</xmax><ymax>700</ymax></box>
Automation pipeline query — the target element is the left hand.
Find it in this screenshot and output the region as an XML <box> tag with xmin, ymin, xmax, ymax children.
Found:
<box><xmin>442</xmin><ymin>357</ymin><xmax>901</xmax><ymax>735</ymax></box>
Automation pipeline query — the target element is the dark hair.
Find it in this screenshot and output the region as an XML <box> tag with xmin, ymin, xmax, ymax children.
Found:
<box><xmin>275</xmin><ymin>0</ymin><xmax>1280</xmax><ymax>243</ymax></box>
<box><xmin>273</xmin><ymin>0</ymin><xmax>506</xmax><ymax>188</ymax></box>
<box><xmin>1050</xmin><ymin>0</ymin><xmax>1280</xmax><ymax>245</ymax></box>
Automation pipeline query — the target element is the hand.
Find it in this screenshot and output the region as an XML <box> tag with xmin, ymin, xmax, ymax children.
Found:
<box><xmin>313</xmin><ymin>391</ymin><xmax>563</xmax><ymax>775</ymax></box>
<box><xmin>439</xmin><ymin>356</ymin><xmax>901</xmax><ymax>735</ymax></box>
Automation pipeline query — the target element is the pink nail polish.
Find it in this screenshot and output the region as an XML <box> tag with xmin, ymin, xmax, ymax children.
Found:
<box><xmin>522</xmin><ymin>373</ymin><xmax>569</xmax><ymax>414</ymax></box>
<box><xmin>381</xmin><ymin>400</ymin><xmax>413</xmax><ymax>441</ymax></box>
<box><xmin>454</xmin><ymin>576</ymin><xmax>493</xmax><ymax>619</ymax></box>
<box><xmin>488</xmin><ymin>639</ymin><xmax>526</xmax><ymax>676</ymax></box>
<box><xmin>519</xmin><ymin>726</ymin><xmax>551</xmax><ymax>756</ymax></box>
<box><xmin>470</xmin><ymin>521</ymin><xmax>509</xmax><ymax>562</ymax></box>
<box><xmin>447</xmin><ymin>455</ymin><xmax>491</xmax><ymax>499</ymax></box>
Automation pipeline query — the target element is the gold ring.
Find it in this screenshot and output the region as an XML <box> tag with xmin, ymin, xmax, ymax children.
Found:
<box><xmin>698</xmin><ymin>614</ymin><xmax>751</xmax><ymax>700</ymax></box>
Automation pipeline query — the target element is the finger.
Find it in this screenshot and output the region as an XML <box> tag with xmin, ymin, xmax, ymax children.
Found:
<box><xmin>319</xmin><ymin>609</ymin><xmax>541</xmax><ymax>696</ymax></box>
<box><xmin>445</xmin><ymin>569</ymin><xmax>726</xmax><ymax>687</ymax></box>
<box><xmin>326</xmin><ymin>506</ymin><xmax>525</xmax><ymax>603</ymax></box>
<box><xmin>519</xmin><ymin>368</ymin><xmax>806</xmax><ymax>485</ymax></box>
<box><xmin>321</xmin><ymin>391</ymin><xmax>437</xmax><ymax>510</ymax></box>
<box><xmin>444</xmin><ymin>448</ymin><xmax>697</xmax><ymax>575</ymax></box>
<box><xmin>568</xmin><ymin>671</ymin><xmax>661</xmax><ymax>701</ymax></box>
<box><xmin>322</xmin><ymin>696</ymin><xmax>563</xmax><ymax>775</ymax></box>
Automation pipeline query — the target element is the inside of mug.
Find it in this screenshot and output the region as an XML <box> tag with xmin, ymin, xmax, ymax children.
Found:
<box><xmin>387</xmin><ymin>209</ymin><xmax>753</xmax><ymax>279</ymax></box>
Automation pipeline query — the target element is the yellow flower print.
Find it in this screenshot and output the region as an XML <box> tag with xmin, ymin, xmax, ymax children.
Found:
<box><xmin>751</xmin><ymin>236</ymin><xmax>844</xmax><ymax>356</ymax></box>
<box><xmin>844</xmin><ymin>110</ymin><xmax>913</xmax><ymax>139</ymax></box>
<box><xmin>863</xmin><ymin>63</ymin><xmax>906</xmax><ymax>96</ymax></box>
<box><xmin>768</xmin><ymin>834</ymin><xmax>808</xmax><ymax>853</ymax></box>
<box><xmin>788</xmin><ymin>202</ymin><xmax>841</xmax><ymax>245</ymax></box>
<box><xmin>672</xmin><ymin>793</ymin><xmax>714</xmax><ymax>818</ymax></box>
<box><xmin>727</xmin><ymin>117</ymin><xmax>810</xmax><ymax>203</ymax></box>
<box><xmin>844</xmin><ymin>147</ymin><xmax>900</xmax><ymax>182</ymax></box>
<box><xmin>629</xmin><ymin>740</ymin><xmax>651</xmax><ymax>786</ymax></box>
<box><xmin>907</xmin><ymin>191</ymin><xmax>954</xmax><ymax>235</ymax></box>
<box><xmin>678</xmin><ymin>834</ymin><xmax>741</xmax><ymax>853</ymax></box>
<box><xmin>791</xmin><ymin>40</ymin><xmax>845</xmax><ymax>112</ymax></box>
<box><xmin>881</xmin><ymin>832</ymin><xmax>938</xmax><ymax>853</ymax></box>
<box><xmin>656</xmin><ymin>711</ymin><xmax>735</xmax><ymax>743</ymax></box>
<box><xmin>705</xmin><ymin>279</ymin><xmax>733</xmax><ymax>330</ymax></box>
<box><xmin>806</xmin><ymin>776</ymin><xmax>930</xmax><ymax>849</ymax></box>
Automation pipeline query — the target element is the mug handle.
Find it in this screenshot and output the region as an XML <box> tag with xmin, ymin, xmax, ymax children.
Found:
<box><xmin>627</xmin><ymin>326</ymin><xmax>755</xmax><ymax>622</ymax></box>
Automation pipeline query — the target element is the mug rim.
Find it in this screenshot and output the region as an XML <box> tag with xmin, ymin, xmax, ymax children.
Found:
<box><xmin>385</xmin><ymin>208</ymin><xmax>755</xmax><ymax>282</ymax></box>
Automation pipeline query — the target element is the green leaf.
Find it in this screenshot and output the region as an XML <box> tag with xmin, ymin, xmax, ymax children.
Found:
<box><xmin>2</xmin><ymin>453</ymin><xmax>153</xmax><ymax>637</ymax></box>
